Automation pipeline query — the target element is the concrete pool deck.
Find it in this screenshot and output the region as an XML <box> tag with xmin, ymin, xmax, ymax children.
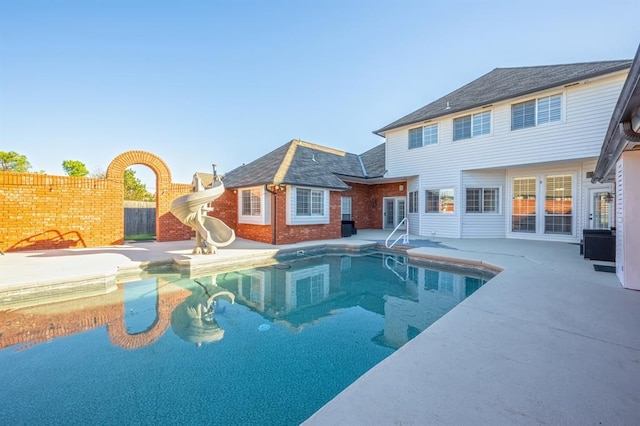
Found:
<box><xmin>2</xmin><ymin>231</ymin><xmax>640</xmax><ymax>424</ymax></box>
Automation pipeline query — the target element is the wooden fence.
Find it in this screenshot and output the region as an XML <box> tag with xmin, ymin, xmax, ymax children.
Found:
<box><xmin>124</xmin><ymin>201</ymin><xmax>156</xmax><ymax>237</ymax></box>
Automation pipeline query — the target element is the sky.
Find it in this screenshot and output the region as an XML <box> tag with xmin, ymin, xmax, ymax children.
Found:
<box><xmin>1</xmin><ymin>0</ymin><xmax>638</xmax><ymax>191</ymax></box>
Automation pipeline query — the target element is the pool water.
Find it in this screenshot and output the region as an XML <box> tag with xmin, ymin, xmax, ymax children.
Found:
<box><xmin>0</xmin><ymin>251</ymin><xmax>492</xmax><ymax>425</ymax></box>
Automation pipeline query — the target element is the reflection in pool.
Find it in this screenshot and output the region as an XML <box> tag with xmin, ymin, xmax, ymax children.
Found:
<box><xmin>0</xmin><ymin>251</ymin><xmax>494</xmax><ymax>425</ymax></box>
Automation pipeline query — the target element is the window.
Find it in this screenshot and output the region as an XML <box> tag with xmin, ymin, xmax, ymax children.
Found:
<box><xmin>466</xmin><ymin>188</ymin><xmax>499</xmax><ymax>213</ymax></box>
<box><xmin>296</xmin><ymin>188</ymin><xmax>324</xmax><ymax>216</ymax></box>
<box><xmin>408</xmin><ymin>191</ymin><xmax>418</xmax><ymax>213</ymax></box>
<box><xmin>241</xmin><ymin>188</ymin><xmax>261</xmax><ymax>216</ymax></box>
<box><xmin>425</xmin><ymin>189</ymin><xmax>454</xmax><ymax>214</ymax></box>
<box><xmin>408</xmin><ymin>124</ymin><xmax>438</xmax><ymax>149</ymax></box>
<box><xmin>512</xmin><ymin>177</ymin><xmax>536</xmax><ymax>233</ymax></box>
<box><xmin>473</xmin><ymin>111</ymin><xmax>491</xmax><ymax>136</ymax></box>
<box><xmin>453</xmin><ymin>111</ymin><xmax>491</xmax><ymax>140</ymax></box>
<box><xmin>511</xmin><ymin>94</ymin><xmax>562</xmax><ymax>130</ymax></box>
<box><xmin>453</xmin><ymin>116</ymin><xmax>471</xmax><ymax>141</ymax></box>
<box><xmin>239</xmin><ymin>186</ymin><xmax>270</xmax><ymax>225</ymax></box>
<box><xmin>341</xmin><ymin>196</ymin><xmax>352</xmax><ymax>220</ymax></box>
<box><xmin>544</xmin><ymin>175</ymin><xmax>572</xmax><ymax>235</ymax></box>
<box><xmin>288</xmin><ymin>186</ymin><xmax>329</xmax><ymax>225</ymax></box>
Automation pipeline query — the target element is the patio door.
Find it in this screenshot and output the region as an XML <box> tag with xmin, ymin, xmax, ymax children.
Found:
<box><xmin>383</xmin><ymin>197</ymin><xmax>406</xmax><ymax>230</ymax></box>
<box><xmin>588</xmin><ymin>187</ymin><xmax>613</xmax><ymax>230</ymax></box>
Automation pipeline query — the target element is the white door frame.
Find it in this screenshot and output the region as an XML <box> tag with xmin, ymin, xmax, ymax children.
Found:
<box><xmin>586</xmin><ymin>185</ymin><xmax>614</xmax><ymax>230</ymax></box>
<box><xmin>383</xmin><ymin>197</ymin><xmax>406</xmax><ymax>230</ymax></box>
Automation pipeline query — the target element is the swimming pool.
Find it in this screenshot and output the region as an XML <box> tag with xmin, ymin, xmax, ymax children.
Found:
<box><xmin>0</xmin><ymin>250</ymin><xmax>493</xmax><ymax>425</ymax></box>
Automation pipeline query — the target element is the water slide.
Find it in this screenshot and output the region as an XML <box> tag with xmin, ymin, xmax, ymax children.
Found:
<box><xmin>169</xmin><ymin>176</ymin><xmax>235</xmax><ymax>254</ymax></box>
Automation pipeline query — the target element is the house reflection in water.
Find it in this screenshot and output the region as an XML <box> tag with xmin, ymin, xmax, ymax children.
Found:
<box><xmin>1</xmin><ymin>253</ymin><xmax>491</xmax><ymax>352</ymax></box>
<box><xmin>213</xmin><ymin>253</ymin><xmax>490</xmax><ymax>346</ymax></box>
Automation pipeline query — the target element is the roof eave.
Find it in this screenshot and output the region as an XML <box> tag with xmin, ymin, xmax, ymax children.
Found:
<box><xmin>593</xmin><ymin>47</ymin><xmax>640</xmax><ymax>182</ymax></box>
<box><xmin>375</xmin><ymin>64</ymin><xmax>632</xmax><ymax>136</ymax></box>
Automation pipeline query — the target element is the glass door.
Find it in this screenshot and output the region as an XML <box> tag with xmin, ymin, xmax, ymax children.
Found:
<box><xmin>383</xmin><ymin>197</ymin><xmax>406</xmax><ymax>230</ymax></box>
<box><xmin>588</xmin><ymin>188</ymin><xmax>613</xmax><ymax>230</ymax></box>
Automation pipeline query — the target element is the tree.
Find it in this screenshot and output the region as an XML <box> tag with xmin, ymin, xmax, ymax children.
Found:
<box><xmin>0</xmin><ymin>151</ymin><xmax>33</xmax><ymax>172</ymax></box>
<box><xmin>62</xmin><ymin>160</ymin><xmax>89</xmax><ymax>177</ymax></box>
<box><xmin>124</xmin><ymin>168</ymin><xmax>155</xmax><ymax>201</ymax></box>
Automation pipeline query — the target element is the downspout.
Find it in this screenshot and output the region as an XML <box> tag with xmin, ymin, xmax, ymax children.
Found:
<box><xmin>265</xmin><ymin>184</ymin><xmax>277</xmax><ymax>245</ymax></box>
<box><xmin>620</xmin><ymin>120</ymin><xmax>640</xmax><ymax>143</ymax></box>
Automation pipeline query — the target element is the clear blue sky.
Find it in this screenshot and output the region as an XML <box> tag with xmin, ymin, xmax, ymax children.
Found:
<box><xmin>1</xmin><ymin>0</ymin><xmax>638</xmax><ymax>190</ymax></box>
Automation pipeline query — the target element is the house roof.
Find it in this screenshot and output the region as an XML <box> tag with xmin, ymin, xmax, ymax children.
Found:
<box><xmin>222</xmin><ymin>139</ymin><xmax>386</xmax><ymax>190</ymax></box>
<box><xmin>374</xmin><ymin>60</ymin><xmax>632</xmax><ymax>135</ymax></box>
<box><xmin>593</xmin><ymin>45</ymin><xmax>640</xmax><ymax>182</ymax></box>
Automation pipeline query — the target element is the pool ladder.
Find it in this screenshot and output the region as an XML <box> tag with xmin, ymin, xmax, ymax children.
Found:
<box><xmin>385</xmin><ymin>218</ymin><xmax>409</xmax><ymax>249</ymax></box>
<box><xmin>384</xmin><ymin>255</ymin><xmax>406</xmax><ymax>281</ymax></box>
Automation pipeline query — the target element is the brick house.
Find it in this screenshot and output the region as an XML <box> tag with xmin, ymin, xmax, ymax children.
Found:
<box><xmin>208</xmin><ymin>139</ymin><xmax>407</xmax><ymax>245</ymax></box>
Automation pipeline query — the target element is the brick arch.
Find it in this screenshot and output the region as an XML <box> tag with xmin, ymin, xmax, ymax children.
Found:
<box><xmin>106</xmin><ymin>150</ymin><xmax>193</xmax><ymax>242</ymax></box>
<box><xmin>106</xmin><ymin>150</ymin><xmax>172</xmax><ymax>189</ymax></box>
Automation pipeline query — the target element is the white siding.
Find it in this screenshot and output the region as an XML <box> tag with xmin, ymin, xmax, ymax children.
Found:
<box><xmin>461</xmin><ymin>170</ymin><xmax>506</xmax><ymax>238</ymax></box>
<box><xmin>616</xmin><ymin>150</ymin><xmax>640</xmax><ymax>290</ymax></box>
<box><xmin>383</xmin><ymin>71</ymin><xmax>627</xmax><ymax>241</ymax></box>
<box><xmin>616</xmin><ymin>159</ymin><xmax>624</xmax><ymax>284</ymax></box>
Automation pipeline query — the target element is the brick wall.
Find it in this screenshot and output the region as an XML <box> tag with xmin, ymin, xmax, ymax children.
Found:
<box><xmin>208</xmin><ymin>182</ymin><xmax>407</xmax><ymax>246</ymax></box>
<box><xmin>0</xmin><ymin>150</ymin><xmax>193</xmax><ymax>252</ymax></box>
<box><xmin>342</xmin><ymin>181</ymin><xmax>407</xmax><ymax>229</ymax></box>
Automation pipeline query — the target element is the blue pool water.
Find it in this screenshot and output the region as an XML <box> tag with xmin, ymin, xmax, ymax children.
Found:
<box><xmin>0</xmin><ymin>251</ymin><xmax>492</xmax><ymax>425</ymax></box>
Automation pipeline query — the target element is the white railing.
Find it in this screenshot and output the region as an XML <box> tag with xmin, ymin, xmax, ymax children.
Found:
<box><xmin>385</xmin><ymin>218</ymin><xmax>409</xmax><ymax>249</ymax></box>
<box><xmin>384</xmin><ymin>255</ymin><xmax>406</xmax><ymax>281</ymax></box>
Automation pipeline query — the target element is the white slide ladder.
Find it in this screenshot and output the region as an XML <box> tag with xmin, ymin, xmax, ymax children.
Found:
<box><xmin>385</xmin><ymin>218</ymin><xmax>409</xmax><ymax>249</ymax></box>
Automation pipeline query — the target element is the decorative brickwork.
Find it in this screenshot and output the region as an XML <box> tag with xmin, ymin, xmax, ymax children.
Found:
<box><xmin>0</xmin><ymin>150</ymin><xmax>193</xmax><ymax>252</ymax></box>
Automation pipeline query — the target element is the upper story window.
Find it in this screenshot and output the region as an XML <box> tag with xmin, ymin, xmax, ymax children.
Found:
<box><xmin>238</xmin><ymin>186</ymin><xmax>270</xmax><ymax>225</ymax></box>
<box><xmin>425</xmin><ymin>188</ymin><xmax>454</xmax><ymax>214</ymax></box>
<box><xmin>408</xmin><ymin>124</ymin><xmax>438</xmax><ymax>149</ymax></box>
<box><xmin>453</xmin><ymin>111</ymin><xmax>491</xmax><ymax>141</ymax></box>
<box><xmin>511</xmin><ymin>94</ymin><xmax>562</xmax><ymax>130</ymax></box>
<box><xmin>287</xmin><ymin>186</ymin><xmax>330</xmax><ymax>225</ymax></box>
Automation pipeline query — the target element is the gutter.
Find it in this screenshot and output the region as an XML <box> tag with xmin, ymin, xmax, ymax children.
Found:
<box><xmin>593</xmin><ymin>44</ymin><xmax>640</xmax><ymax>182</ymax></box>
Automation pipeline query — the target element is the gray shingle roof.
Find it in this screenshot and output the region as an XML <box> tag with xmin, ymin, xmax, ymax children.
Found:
<box><xmin>374</xmin><ymin>60</ymin><xmax>632</xmax><ymax>134</ymax></box>
<box><xmin>359</xmin><ymin>143</ymin><xmax>386</xmax><ymax>177</ymax></box>
<box><xmin>222</xmin><ymin>140</ymin><xmax>386</xmax><ymax>190</ymax></box>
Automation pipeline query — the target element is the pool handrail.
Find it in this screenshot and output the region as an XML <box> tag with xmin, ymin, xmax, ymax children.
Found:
<box><xmin>385</xmin><ymin>218</ymin><xmax>409</xmax><ymax>249</ymax></box>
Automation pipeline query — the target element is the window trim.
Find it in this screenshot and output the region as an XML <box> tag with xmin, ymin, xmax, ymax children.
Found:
<box><xmin>453</xmin><ymin>111</ymin><xmax>491</xmax><ymax>141</ymax></box>
<box><xmin>287</xmin><ymin>186</ymin><xmax>330</xmax><ymax>225</ymax></box>
<box><xmin>511</xmin><ymin>93</ymin><xmax>563</xmax><ymax>131</ymax></box>
<box><xmin>465</xmin><ymin>187</ymin><xmax>500</xmax><ymax>214</ymax></box>
<box><xmin>408</xmin><ymin>190</ymin><xmax>418</xmax><ymax>213</ymax></box>
<box><xmin>341</xmin><ymin>196</ymin><xmax>352</xmax><ymax>221</ymax></box>
<box><xmin>238</xmin><ymin>186</ymin><xmax>270</xmax><ymax>225</ymax></box>
<box><xmin>408</xmin><ymin>123</ymin><xmax>438</xmax><ymax>149</ymax></box>
<box><xmin>425</xmin><ymin>188</ymin><xmax>455</xmax><ymax>214</ymax></box>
